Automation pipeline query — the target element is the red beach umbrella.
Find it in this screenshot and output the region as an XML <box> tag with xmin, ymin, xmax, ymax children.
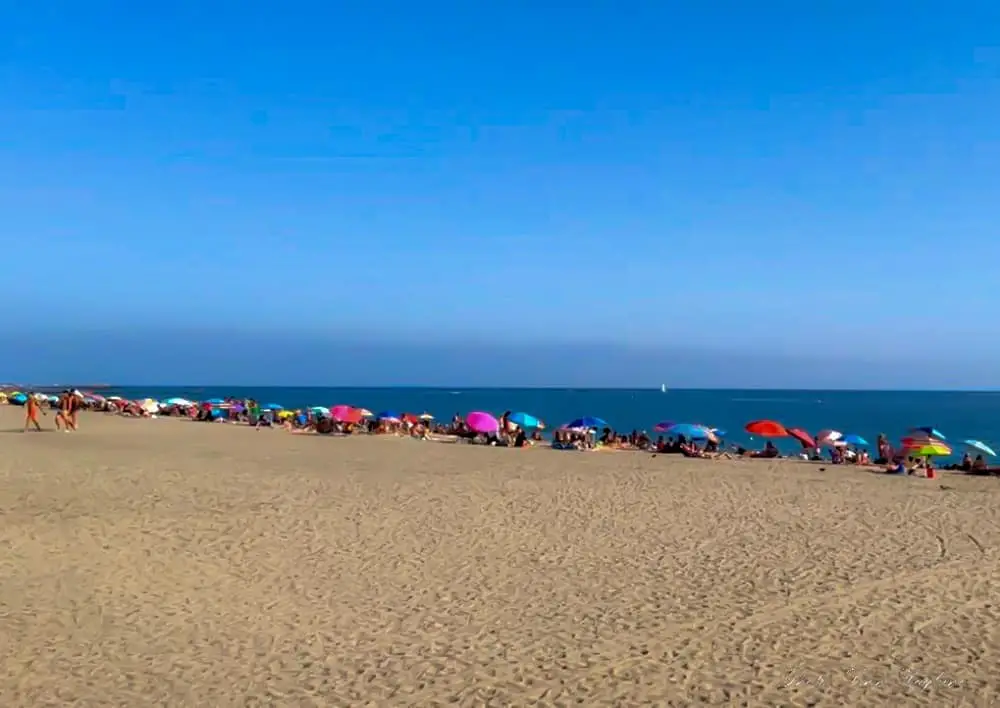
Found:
<box><xmin>745</xmin><ymin>420</ymin><xmax>789</xmax><ymax>438</ymax></box>
<box><xmin>786</xmin><ymin>427</ymin><xmax>816</xmax><ymax>448</ymax></box>
<box><xmin>402</xmin><ymin>413</ymin><xmax>420</xmax><ymax>424</ymax></box>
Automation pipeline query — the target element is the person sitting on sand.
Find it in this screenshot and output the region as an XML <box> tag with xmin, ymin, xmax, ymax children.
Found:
<box><xmin>971</xmin><ymin>455</ymin><xmax>988</xmax><ymax>474</ymax></box>
<box><xmin>884</xmin><ymin>459</ymin><xmax>907</xmax><ymax>475</ymax></box>
<box><xmin>745</xmin><ymin>441</ymin><xmax>779</xmax><ymax>459</ymax></box>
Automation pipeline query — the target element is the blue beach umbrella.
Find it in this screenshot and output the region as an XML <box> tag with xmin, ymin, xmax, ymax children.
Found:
<box><xmin>263</xmin><ymin>402</ymin><xmax>284</xmax><ymax>411</ymax></box>
<box><xmin>963</xmin><ymin>439</ymin><xmax>996</xmax><ymax>457</ymax></box>
<box><xmin>840</xmin><ymin>433</ymin><xmax>868</xmax><ymax>446</ymax></box>
<box><xmin>665</xmin><ymin>423</ymin><xmax>715</xmax><ymax>440</ymax></box>
<box><xmin>377</xmin><ymin>410</ymin><xmax>402</xmax><ymax>422</ymax></box>
<box><xmin>566</xmin><ymin>416</ymin><xmax>608</xmax><ymax>429</ymax></box>
<box><xmin>310</xmin><ymin>406</ymin><xmax>330</xmax><ymax>416</ymax></box>
<box><xmin>711</xmin><ymin>428</ymin><xmax>727</xmax><ymax>438</ymax></box>
<box><xmin>509</xmin><ymin>412</ymin><xmax>543</xmax><ymax>429</ymax></box>
<box><xmin>910</xmin><ymin>426</ymin><xmax>946</xmax><ymax>440</ymax></box>
<box><xmin>10</xmin><ymin>393</ymin><xmax>27</xmax><ymax>405</ymax></box>
<box><xmin>205</xmin><ymin>398</ymin><xmax>225</xmax><ymax>405</ymax></box>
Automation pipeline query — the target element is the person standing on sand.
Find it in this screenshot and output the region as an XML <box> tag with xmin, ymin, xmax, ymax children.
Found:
<box><xmin>54</xmin><ymin>390</ymin><xmax>77</xmax><ymax>431</ymax></box>
<box><xmin>67</xmin><ymin>390</ymin><xmax>81</xmax><ymax>430</ymax></box>
<box><xmin>23</xmin><ymin>393</ymin><xmax>46</xmax><ymax>432</ymax></box>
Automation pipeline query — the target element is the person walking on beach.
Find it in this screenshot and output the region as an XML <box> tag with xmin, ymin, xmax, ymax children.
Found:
<box><xmin>54</xmin><ymin>390</ymin><xmax>79</xmax><ymax>431</ymax></box>
<box><xmin>67</xmin><ymin>390</ymin><xmax>81</xmax><ymax>430</ymax></box>
<box><xmin>23</xmin><ymin>393</ymin><xmax>45</xmax><ymax>432</ymax></box>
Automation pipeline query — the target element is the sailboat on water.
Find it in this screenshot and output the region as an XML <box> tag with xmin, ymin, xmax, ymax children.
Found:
<box><xmin>661</xmin><ymin>384</ymin><xmax>667</xmax><ymax>393</ymax></box>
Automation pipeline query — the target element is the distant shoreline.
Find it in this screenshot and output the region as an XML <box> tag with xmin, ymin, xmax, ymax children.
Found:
<box><xmin>5</xmin><ymin>383</ymin><xmax>1000</xmax><ymax>394</ymax></box>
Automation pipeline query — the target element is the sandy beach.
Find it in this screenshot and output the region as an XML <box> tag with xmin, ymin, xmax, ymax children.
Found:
<box><xmin>1</xmin><ymin>408</ymin><xmax>998</xmax><ymax>706</ymax></box>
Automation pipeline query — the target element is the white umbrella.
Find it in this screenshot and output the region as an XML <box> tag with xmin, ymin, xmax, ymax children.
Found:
<box><xmin>816</xmin><ymin>429</ymin><xmax>842</xmax><ymax>446</ymax></box>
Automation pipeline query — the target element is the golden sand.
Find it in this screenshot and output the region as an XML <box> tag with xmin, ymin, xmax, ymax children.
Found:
<box><xmin>1</xmin><ymin>408</ymin><xmax>998</xmax><ymax>706</ymax></box>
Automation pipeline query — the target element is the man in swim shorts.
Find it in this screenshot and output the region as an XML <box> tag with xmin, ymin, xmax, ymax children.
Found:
<box><xmin>23</xmin><ymin>393</ymin><xmax>45</xmax><ymax>432</ymax></box>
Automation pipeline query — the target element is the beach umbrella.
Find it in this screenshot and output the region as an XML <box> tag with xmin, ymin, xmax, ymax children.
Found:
<box><xmin>403</xmin><ymin>413</ymin><xmax>421</xmax><ymax>424</ymax></box>
<box><xmin>377</xmin><ymin>410</ymin><xmax>402</xmax><ymax>422</ymax></box>
<box><xmin>263</xmin><ymin>402</ymin><xmax>284</xmax><ymax>411</ymax></box>
<box><xmin>140</xmin><ymin>399</ymin><xmax>160</xmax><ymax>414</ymax></box>
<box><xmin>357</xmin><ymin>408</ymin><xmax>373</xmax><ymax>417</ymax></box>
<box><xmin>745</xmin><ymin>420</ymin><xmax>788</xmax><ymax>437</ymax></box>
<box><xmin>566</xmin><ymin>416</ymin><xmax>608</xmax><ymax>430</ymax></box>
<box><xmin>711</xmin><ymin>428</ymin><xmax>727</xmax><ymax>438</ymax></box>
<box><xmin>509</xmin><ymin>412</ymin><xmax>544</xmax><ymax>429</ymax></box>
<box><xmin>665</xmin><ymin>423</ymin><xmax>715</xmax><ymax>440</ymax></box>
<box><xmin>901</xmin><ymin>436</ymin><xmax>952</xmax><ymax>456</ymax></box>
<box><xmin>419</xmin><ymin>412</ymin><xmax>434</xmax><ymax>421</ymax></box>
<box><xmin>331</xmin><ymin>405</ymin><xmax>355</xmax><ymax>420</ymax></box>
<box><xmin>467</xmin><ymin>411</ymin><xmax>500</xmax><ymax>434</ymax></box>
<box><xmin>164</xmin><ymin>397</ymin><xmax>193</xmax><ymax>406</ymax></box>
<box><xmin>205</xmin><ymin>398</ymin><xmax>225</xmax><ymax>405</ymax></box>
<box><xmin>653</xmin><ymin>420</ymin><xmax>676</xmax><ymax>433</ymax></box>
<box><xmin>963</xmin><ymin>440</ymin><xmax>996</xmax><ymax>457</ymax></box>
<box><xmin>10</xmin><ymin>393</ymin><xmax>27</xmax><ymax>405</ymax></box>
<box><xmin>909</xmin><ymin>426</ymin><xmax>946</xmax><ymax>440</ymax></box>
<box><xmin>840</xmin><ymin>433</ymin><xmax>869</xmax><ymax>446</ymax></box>
<box><xmin>816</xmin><ymin>429</ymin><xmax>842</xmax><ymax>446</ymax></box>
<box><xmin>310</xmin><ymin>406</ymin><xmax>330</xmax><ymax>416</ymax></box>
<box><xmin>787</xmin><ymin>427</ymin><xmax>816</xmax><ymax>448</ymax></box>
<box><xmin>330</xmin><ymin>405</ymin><xmax>363</xmax><ymax>424</ymax></box>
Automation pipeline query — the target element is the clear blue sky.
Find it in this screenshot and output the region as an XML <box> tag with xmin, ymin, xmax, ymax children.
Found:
<box><xmin>2</xmin><ymin>2</ymin><xmax>999</xmax><ymax>387</ymax></box>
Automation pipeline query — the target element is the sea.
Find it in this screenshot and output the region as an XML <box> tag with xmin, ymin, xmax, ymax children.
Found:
<box><xmin>101</xmin><ymin>386</ymin><xmax>998</xmax><ymax>455</ymax></box>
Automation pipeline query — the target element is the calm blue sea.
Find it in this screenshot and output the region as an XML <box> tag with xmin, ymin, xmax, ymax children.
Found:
<box><xmin>104</xmin><ymin>387</ymin><xmax>998</xmax><ymax>455</ymax></box>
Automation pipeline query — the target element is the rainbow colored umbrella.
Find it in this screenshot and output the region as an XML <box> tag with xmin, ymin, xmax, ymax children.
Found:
<box><xmin>901</xmin><ymin>437</ymin><xmax>952</xmax><ymax>457</ymax></box>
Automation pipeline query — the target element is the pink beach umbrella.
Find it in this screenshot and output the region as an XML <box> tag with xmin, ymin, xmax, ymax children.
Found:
<box><xmin>331</xmin><ymin>405</ymin><xmax>363</xmax><ymax>424</ymax></box>
<box><xmin>653</xmin><ymin>420</ymin><xmax>676</xmax><ymax>433</ymax></box>
<box><xmin>466</xmin><ymin>411</ymin><xmax>500</xmax><ymax>434</ymax></box>
<box><xmin>331</xmin><ymin>404</ymin><xmax>353</xmax><ymax>420</ymax></box>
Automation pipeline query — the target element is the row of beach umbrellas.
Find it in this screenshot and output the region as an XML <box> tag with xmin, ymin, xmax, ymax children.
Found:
<box><xmin>646</xmin><ymin>418</ymin><xmax>995</xmax><ymax>458</ymax></box>
<box><xmin>6</xmin><ymin>392</ymin><xmax>993</xmax><ymax>458</ymax></box>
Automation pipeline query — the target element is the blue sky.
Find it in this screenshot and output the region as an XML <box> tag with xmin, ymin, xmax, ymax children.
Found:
<box><xmin>2</xmin><ymin>2</ymin><xmax>999</xmax><ymax>387</ymax></box>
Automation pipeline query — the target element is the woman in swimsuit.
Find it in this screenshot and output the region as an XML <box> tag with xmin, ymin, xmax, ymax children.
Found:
<box><xmin>24</xmin><ymin>394</ymin><xmax>45</xmax><ymax>432</ymax></box>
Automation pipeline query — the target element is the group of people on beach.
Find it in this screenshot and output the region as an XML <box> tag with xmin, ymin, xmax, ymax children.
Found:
<box><xmin>21</xmin><ymin>390</ymin><xmax>83</xmax><ymax>432</ymax></box>
<box><xmin>7</xmin><ymin>390</ymin><xmax>997</xmax><ymax>478</ymax></box>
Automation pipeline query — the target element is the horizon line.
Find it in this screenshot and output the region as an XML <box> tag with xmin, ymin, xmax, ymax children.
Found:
<box><xmin>11</xmin><ymin>383</ymin><xmax>999</xmax><ymax>394</ymax></box>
